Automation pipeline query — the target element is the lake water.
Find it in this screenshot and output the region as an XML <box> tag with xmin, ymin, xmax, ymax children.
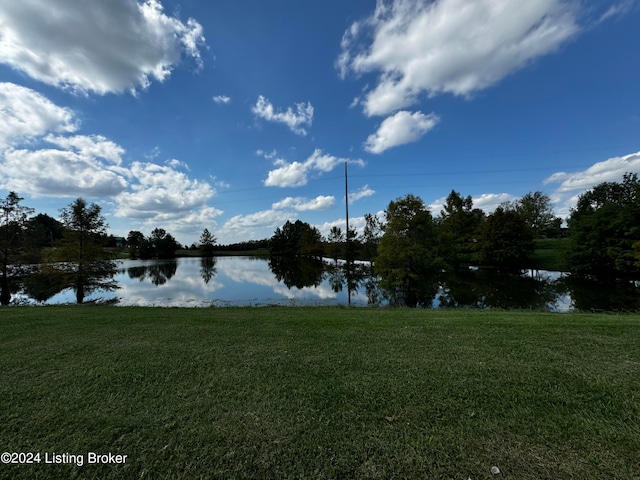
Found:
<box><xmin>11</xmin><ymin>256</ymin><xmax>640</xmax><ymax>311</ymax></box>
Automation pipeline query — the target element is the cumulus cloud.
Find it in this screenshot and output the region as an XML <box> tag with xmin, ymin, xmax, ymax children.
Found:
<box><xmin>272</xmin><ymin>196</ymin><xmax>335</xmax><ymax>211</ymax></box>
<box><xmin>544</xmin><ymin>151</ymin><xmax>640</xmax><ymax>218</ymax></box>
<box><xmin>264</xmin><ymin>149</ymin><xmax>365</xmax><ymax>188</ymax></box>
<box><xmin>544</xmin><ymin>151</ymin><xmax>640</xmax><ymax>193</ymax></box>
<box><xmin>252</xmin><ymin>95</ymin><xmax>314</xmax><ymax>135</ymax></box>
<box><xmin>429</xmin><ymin>192</ymin><xmax>517</xmax><ymax>215</ymax></box>
<box><xmin>44</xmin><ymin>134</ymin><xmax>125</xmax><ymax>164</ymax></box>
<box><xmin>256</xmin><ymin>149</ymin><xmax>277</xmax><ymax>159</ymax></box>
<box><xmin>364</xmin><ymin>110</ymin><xmax>439</xmax><ymax>153</ymax></box>
<box><xmin>0</xmin><ymin>0</ymin><xmax>206</xmax><ymax>95</ymax></box>
<box><xmin>114</xmin><ymin>162</ymin><xmax>215</xmax><ymax>219</ymax></box>
<box><xmin>473</xmin><ymin>193</ymin><xmax>519</xmax><ymax>212</ymax></box>
<box><xmin>0</xmin><ymin>148</ymin><xmax>129</xmax><ymax>197</ymax></box>
<box><xmin>348</xmin><ymin>185</ymin><xmax>376</xmax><ymax>203</ymax></box>
<box><xmin>0</xmin><ymin>85</ymin><xmax>130</xmax><ymax>197</ymax></box>
<box><xmin>0</xmin><ymin>82</ymin><xmax>77</xmax><ymax>148</ymax></box>
<box><xmin>316</xmin><ymin>215</ymin><xmax>370</xmax><ymax>239</ymax></box>
<box><xmin>212</xmin><ymin>95</ymin><xmax>231</xmax><ymax>104</ymax></box>
<box><xmin>217</xmin><ymin>209</ymin><xmax>294</xmax><ymax>242</ymax></box>
<box><xmin>338</xmin><ymin>0</ymin><xmax>579</xmax><ymax>116</ymax></box>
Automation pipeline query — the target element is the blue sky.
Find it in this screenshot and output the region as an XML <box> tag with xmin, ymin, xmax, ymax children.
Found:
<box><xmin>1</xmin><ymin>0</ymin><xmax>639</xmax><ymax>245</ymax></box>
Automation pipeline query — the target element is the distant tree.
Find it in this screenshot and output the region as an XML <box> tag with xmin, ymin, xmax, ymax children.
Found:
<box><xmin>504</xmin><ymin>191</ymin><xmax>562</xmax><ymax>238</ymax></box>
<box><xmin>478</xmin><ymin>207</ymin><xmax>534</xmax><ymax>270</ymax></box>
<box><xmin>26</xmin><ymin>213</ymin><xmax>64</xmax><ymax>249</ymax></box>
<box><xmin>375</xmin><ymin>194</ymin><xmax>442</xmax><ymax>307</ymax></box>
<box><xmin>361</xmin><ymin>213</ymin><xmax>384</xmax><ymax>260</ymax></box>
<box><xmin>437</xmin><ymin>190</ymin><xmax>484</xmax><ymax>269</ymax></box>
<box><xmin>0</xmin><ymin>192</ymin><xmax>34</xmax><ymax>304</ymax></box>
<box><xmin>344</xmin><ymin>227</ymin><xmax>360</xmax><ymax>263</ymax></box>
<box><xmin>269</xmin><ymin>220</ymin><xmax>323</xmax><ymax>258</ymax></box>
<box><xmin>126</xmin><ymin>230</ymin><xmax>147</xmax><ymax>259</ymax></box>
<box><xmin>58</xmin><ymin>198</ymin><xmax>118</xmax><ymax>303</ymax></box>
<box><xmin>149</xmin><ymin>228</ymin><xmax>181</xmax><ymax>259</ymax></box>
<box><xmin>568</xmin><ymin>173</ymin><xmax>640</xmax><ymax>277</ymax></box>
<box><xmin>327</xmin><ymin>226</ymin><xmax>344</xmax><ymax>261</ymax></box>
<box><xmin>199</xmin><ymin>228</ymin><xmax>217</xmax><ymax>257</ymax></box>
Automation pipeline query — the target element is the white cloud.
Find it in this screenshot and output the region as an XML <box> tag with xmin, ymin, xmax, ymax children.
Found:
<box><xmin>544</xmin><ymin>151</ymin><xmax>640</xmax><ymax>218</ymax></box>
<box><xmin>0</xmin><ymin>148</ymin><xmax>129</xmax><ymax>197</ymax></box>
<box><xmin>114</xmin><ymin>162</ymin><xmax>215</xmax><ymax>219</ymax></box>
<box><xmin>0</xmin><ymin>82</ymin><xmax>77</xmax><ymax>148</ymax></box>
<box><xmin>339</xmin><ymin>0</ymin><xmax>579</xmax><ymax>116</ymax></box>
<box><xmin>212</xmin><ymin>95</ymin><xmax>231</xmax><ymax>104</ymax></box>
<box><xmin>316</xmin><ymin>215</ymin><xmax>370</xmax><ymax>238</ymax></box>
<box><xmin>256</xmin><ymin>149</ymin><xmax>278</xmax><ymax>159</ymax></box>
<box><xmin>599</xmin><ymin>1</ymin><xmax>636</xmax><ymax>22</ymax></box>
<box><xmin>264</xmin><ymin>149</ymin><xmax>365</xmax><ymax>188</ymax></box>
<box><xmin>429</xmin><ymin>193</ymin><xmax>517</xmax><ymax>215</ymax></box>
<box><xmin>348</xmin><ymin>185</ymin><xmax>376</xmax><ymax>203</ymax></box>
<box><xmin>44</xmin><ymin>134</ymin><xmax>125</xmax><ymax>164</ymax></box>
<box><xmin>364</xmin><ymin>110</ymin><xmax>439</xmax><ymax>153</ymax></box>
<box><xmin>112</xmin><ymin>161</ymin><xmax>222</xmax><ymax>243</ymax></box>
<box><xmin>165</xmin><ymin>158</ymin><xmax>190</xmax><ymax>170</ymax></box>
<box><xmin>218</xmin><ymin>209</ymin><xmax>294</xmax><ymax>242</ymax></box>
<box><xmin>252</xmin><ymin>95</ymin><xmax>314</xmax><ymax>135</ymax></box>
<box><xmin>272</xmin><ymin>196</ymin><xmax>335</xmax><ymax>211</ymax></box>
<box><xmin>544</xmin><ymin>152</ymin><xmax>640</xmax><ymax>193</ymax></box>
<box><xmin>0</xmin><ymin>0</ymin><xmax>206</xmax><ymax>95</ymax></box>
<box><xmin>473</xmin><ymin>193</ymin><xmax>518</xmax><ymax>212</ymax></box>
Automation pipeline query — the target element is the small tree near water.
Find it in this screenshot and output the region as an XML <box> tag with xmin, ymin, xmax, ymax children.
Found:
<box><xmin>0</xmin><ymin>192</ymin><xmax>34</xmax><ymax>305</ymax></box>
<box><xmin>199</xmin><ymin>228</ymin><xmax>217</xmax><ymax>257</ymax></box>
<box><xmin>57</xmin><ymin>198</ymin><xmax>118</xmax><ymax>303</ymax></box>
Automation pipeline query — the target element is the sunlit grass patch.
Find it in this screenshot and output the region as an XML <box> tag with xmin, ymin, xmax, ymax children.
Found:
<box><xmin>1</xmin><ymin>307</ymin><xmax>638</xmax><ymax>479</ymax></box>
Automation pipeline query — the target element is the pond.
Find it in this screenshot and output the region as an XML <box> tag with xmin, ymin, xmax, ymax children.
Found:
<box><xmin>9</xmin><ymin>256</ymin><xmax>640</xmax><ymax>311</ymax></box>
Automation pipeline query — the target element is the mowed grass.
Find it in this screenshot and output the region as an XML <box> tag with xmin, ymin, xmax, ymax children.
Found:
<box><xmin>1</xmin><ymin>307</ymin><xmax>639</xmax><ymax>479</ymax></box>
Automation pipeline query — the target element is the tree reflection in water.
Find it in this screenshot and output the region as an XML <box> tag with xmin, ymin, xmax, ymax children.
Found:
<box><xmin>200</xmin><ymin>256</ymin><xmax>217</xmax><ymax>284</ymax></box>
<box><xmin>268</xmin><ymin>256</ymin><xmax>324</xmax><ymax>290</ymax></box>
<box><xmin>127</xmin><ymin>260</ymin><xmax>178</xmax><ymax>286</ymax></box>
<box><xmin>9</xmin><ymin>257</ymin><xmax>640</xmax><ymax>310</ymax></box>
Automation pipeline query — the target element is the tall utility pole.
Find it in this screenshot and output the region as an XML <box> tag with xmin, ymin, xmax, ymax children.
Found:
<box><xmin>345</xmin><ymin>161</ymin><xmax>349</xmax><ymax>242</ymax></box>
<box><xmin>345</xmin><ymin>161</ymin><xmax>351</xmax><ymax>306</ymax></box>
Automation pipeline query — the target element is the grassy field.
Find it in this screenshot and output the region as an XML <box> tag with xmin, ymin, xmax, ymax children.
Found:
<box><xmin>1</xmin><ymin>307</ymin><xmax>638</xmax><ymax>479</ymax></box>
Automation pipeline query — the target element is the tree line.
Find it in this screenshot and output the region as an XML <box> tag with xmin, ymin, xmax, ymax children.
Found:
<box><xmin>2</xmin><ymin>173</ymin><xmax>639</xmax><ymax>305</ymax></box>
<box><xmin>0</xmin><ymin>196</ymin><xmax>217</xmax><ymax>304</ymax></box>
<box><xmin>268</xmin><ymin>174</ymin><xmax>640</xmax><ymax>283</ymax></box>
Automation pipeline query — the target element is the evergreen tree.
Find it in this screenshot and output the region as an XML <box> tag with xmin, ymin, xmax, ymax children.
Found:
<box><xmin>199</xmin><ymin>228</ymin><xmax>217</xmax><ymax>257</ymax></box>
<box><xmin>58</xmin><ymin>198</ymin><xmax>118</xmax><ymax>303</ymax></box>
<box><xmin>0</xmin><ymin>192</ymin><xmax>34</xmax><ymax>304</ymax></box>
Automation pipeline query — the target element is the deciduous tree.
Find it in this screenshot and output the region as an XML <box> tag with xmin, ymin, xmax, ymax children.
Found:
<box><xmin>375</xmin><ymin>194</ymin><xmax>442</xmax><ymax>307</ymax></box>
<box><xmin>568</xmin><ymin>173</ymin><xmax>640</xmax><ymax>277</ymax></box>
<box><xmin>437</xmin><ymin>190</ymin><xmax>484</xmax><ymax>268</ymax></box>
<box><xmin>479</xmin><ymin>207</ymin><xmax>534</xmax><ymax>270</ymax></box>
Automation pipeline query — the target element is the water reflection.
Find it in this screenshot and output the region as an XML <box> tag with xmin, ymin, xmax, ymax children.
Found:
<box><xmin>436</xmin><ymin>269</ymin><xmax>559</xmax><ymax>310</ymax></box>
<box><xmin>8</xmin><ymin>256</ymin><xmax>640</xmax><ymax>310</ymax></box>
<box><xmin>127</xmin><ymin>260</ymin><xmax>178</xmax><ymax>286</ymax></box>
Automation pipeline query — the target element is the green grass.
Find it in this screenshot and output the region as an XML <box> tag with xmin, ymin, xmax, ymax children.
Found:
<box><xmin>1</xmin><ymin>307</ymin><xmax>639</xmax><ymax>479</ymax></box>
<box><xmin>531</xmin><ymin>238</ymin><xmax>571</xmax><ymax>271</ymax></box>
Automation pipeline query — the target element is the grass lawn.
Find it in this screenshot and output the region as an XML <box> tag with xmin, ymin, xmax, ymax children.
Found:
<box><xmin>1</xmin><ymin>307</ymin><xmax>639</xmax><ymax>479</ymax></box>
